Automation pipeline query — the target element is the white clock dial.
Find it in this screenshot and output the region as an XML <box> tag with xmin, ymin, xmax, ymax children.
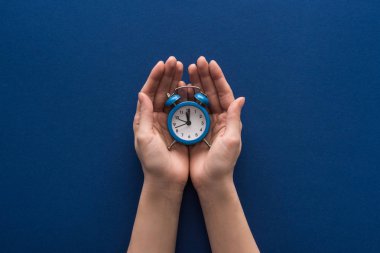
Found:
<box><xmin>170</xmin><ymin>105</ymin><xmax>206</xmax><ymax>141</ymax></box>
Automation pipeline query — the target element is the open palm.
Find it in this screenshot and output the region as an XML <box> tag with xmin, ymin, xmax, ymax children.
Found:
<box><xmin>186</xmin><ymin>57</ymin><xmax>245</xmax><ymax>189</ymax></box>
<box><xmin>133</xmin><ymin>57</ymin><xmax>189</xmax><ymax>189</ymax></box>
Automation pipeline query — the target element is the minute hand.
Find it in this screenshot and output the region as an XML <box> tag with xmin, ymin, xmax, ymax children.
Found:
<box><xmin>175</xmin><ymin>123</ymin><xmax>187</xmax><ymax>128</ymax></box>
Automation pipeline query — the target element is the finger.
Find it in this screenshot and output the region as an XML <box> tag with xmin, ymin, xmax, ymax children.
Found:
<box><xmin>224</xmin><ymin>97</ymin><xmax>245</xmax><ymax>137</ymax></box>
<box><xmin>209</xmin><ymin>60</ymin><xmax>235</xmax><ymax>110</ymax></box>
<box><xmin>186</xmin><ymin>83</ymin><xmax>194</xmax><ymax>100</ymax></box>
<box><xmin>188</xmin><ymin>63</ymin><xmax>201</xmax><ymax>99</ymax></box>
<box><xmin>188</xmin><ymin>63</ymin><xmax>202</xmax><ymax>87</ymax></box>
<box><xmin>169</xmin><ymin>61</ymin><xmax>183</xmax><ymax>94</ymax></box>
<box><xmin>138</xmin><ymin>92</ymin><xmax>154</xmax><ymax>134</ymax></box>
<box><xmin>197</xmin><ymin>56</ymin><xmax>222</xmax><ymax>113</ymax></box>
<box><xmin>141</xmin><ymin>61</ymin><xmax>165</xmax><ymax>101</ymax></box>
<box><xmin>133</xmin><ymin>99</ymin><xmax>141</xmax><ymax>134</ymax></box>
<box><xmin>154</xmin><ymin>56</ymin><xmax>177</xmax><ymax>111</ymax></box>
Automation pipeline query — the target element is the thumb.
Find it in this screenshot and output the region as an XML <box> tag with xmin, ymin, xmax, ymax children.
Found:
<box><xmin>138</xmin><ymin>92</ymin><xmax>154</xmax><ymax>134</ymax></box>
<box><xmin>224</xmin><ymin>97</ymin><xmax>245</xmax><ymax>137</ymax></box>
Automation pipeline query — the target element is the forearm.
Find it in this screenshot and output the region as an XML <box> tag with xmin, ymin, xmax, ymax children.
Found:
<box><xmin>197</xmin><ymin>179</ymin><xmax>260</xmax><ymax>253</ymax></box>
<box><xmin>127</xmin><ymin>180</ymin><xmax>183</xmax><ymax>253</ymax></box>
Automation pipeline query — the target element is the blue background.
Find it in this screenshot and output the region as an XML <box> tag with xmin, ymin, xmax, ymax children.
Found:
<box><xmin>1</xmin><ymin>0</ymin><xmax>379</xmax><ymax>252</ymax></box>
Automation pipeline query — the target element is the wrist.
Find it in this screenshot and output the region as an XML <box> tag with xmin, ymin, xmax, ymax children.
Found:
<box><xmin>195</xmin><ymin>176</ymin><xmax>235</xmax><ymax>197</ymax></box>
<box><xmin>196</xmin><ymin>179</ymin><xmax>238</xmax><ymax>210</ymax></box>
<box><xmin>143</xmin><ymin>176</ymin><xmax>186</xmax><ymax>195</ymax></box>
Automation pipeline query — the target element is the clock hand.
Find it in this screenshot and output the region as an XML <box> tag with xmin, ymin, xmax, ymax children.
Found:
<box><xmin>175</xmin><ymin>123</ymin><xmax>187</xmax><ymax>128</ymax></box>
<box><xmin>186</xmin><ymin>109</ymin><xmax>190</xmax><ymax>123</ymax></box>
<box><xmin>176</xmin><ymin>117</ymin><xmax>187</xmax><ymax>123</ymax></box>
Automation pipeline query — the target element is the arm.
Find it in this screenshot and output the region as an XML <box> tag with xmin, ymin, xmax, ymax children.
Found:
<box><xmin>128</xmin><ymin>182</ymin><xmax>183</xmax><ymax>253</ymax></box>
<box><xmin>128</xmin><ymin>56</ymin><xmax>188</xmax><ymax>253</ymax></box>
<box><xmin>188</xmin><ymin>56</ymin><xmax>260</xmax><ymax>253</ymax></box>
<box><xmin>197</xmin><ymin>181</ymin><xmax>258</xmax><ymax>253</ymax></box>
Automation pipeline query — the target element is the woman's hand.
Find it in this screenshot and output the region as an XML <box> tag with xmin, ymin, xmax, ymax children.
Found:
<box><xmin>130</xmin><ymin>57</ymin><xmax>259</xmax><ymax>253</ymax></box>
<box><xmin>133</xmin><ymin>56</ymin><xmax>189</xmax><ymax>191</ymax></box>
<box><xmin>187</xmin><ymin>56</ymin><xmax>245</xmax><ymax>191</ymax></box>
<box><xmin>185</xmin><ymin>57</ymin><xmax>259</xmax><ymax>253</ymax></box>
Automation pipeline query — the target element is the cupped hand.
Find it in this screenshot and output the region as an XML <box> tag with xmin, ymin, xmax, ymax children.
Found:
<box><xmin>133</xmin><ymin>56</ymin><xmax>189</xmax><ymax>191</ymax></box>
<box><xmin>187</xmin><ymin>56</ymin><xmax>245</xmax><ymax>190</ymax></box>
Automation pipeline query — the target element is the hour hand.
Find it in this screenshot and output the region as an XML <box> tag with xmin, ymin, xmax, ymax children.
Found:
<box><xmin>186</xmin><ymin>109</ymin><xmax>190</xmax><ymax>122</ymax></box>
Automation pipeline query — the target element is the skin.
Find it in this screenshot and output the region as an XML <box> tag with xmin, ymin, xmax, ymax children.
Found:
<box><xmin>188</xmin><ymin>56</ymin><xmax>260</xmax><ymax>253</ymax></box>
<box><xmin>128</xmin><ymin>56</ymin><xmax>260</xmax><ymax>253</ymax></box>
<box><xmin>132</xmin><ymin>56</ymin><xmax>188</xmax><ymax>191</ymax></box>
<box><xmin>129</xmin><ymin>56</ymin><xmax>187</xmax><ymax>253</ymax></box>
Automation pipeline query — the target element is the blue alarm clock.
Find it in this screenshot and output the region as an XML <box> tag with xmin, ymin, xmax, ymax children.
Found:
<box><xmin>165</xmin><ymin>86</ymin><xmax>211</xmax><ymax>150</ymax></box>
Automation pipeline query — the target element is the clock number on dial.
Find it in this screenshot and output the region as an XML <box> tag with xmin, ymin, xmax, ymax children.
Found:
<box><xmin>171</xmin><ymin>105</ymin><xmax>207</xmax><ymax>141</ymax></box>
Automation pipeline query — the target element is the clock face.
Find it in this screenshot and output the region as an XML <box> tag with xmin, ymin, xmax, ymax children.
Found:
<box><xmin>168</xmin><ymin>102</ymin><xmax>210</xmax><ymax>145</ymax></box>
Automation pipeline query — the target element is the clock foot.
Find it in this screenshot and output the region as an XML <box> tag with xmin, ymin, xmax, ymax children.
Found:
<box><xmin>203</xmin><ymin>139</ymin><xmax>211</xmax><ymax>149</ymax></box>
<box><xmin>167</xmin><ymin>140</ymin><xmax>177</xmax><ymax>151</ymax></box>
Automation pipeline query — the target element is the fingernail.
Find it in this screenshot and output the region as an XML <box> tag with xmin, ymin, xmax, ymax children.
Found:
<box><xmin>241</xmin><ymin>97</ymin><xmax>246</xmax><ymax>106</ymax></box>
<box><xmin>198</xmin><ymin>56</ymin><xmax>206</xmax><ymax>62</ymax></box>
<box><xmin>154</xmin><ymin>60</ymin><xmax>163</xmax><ymax>67</ymax></box>
<box><xmin>139</xmin><ymin>92</ymin><xmax>147</xmax><ymax>103</ymax></box>
<box><xmin>167</xmin><ymin>56</ymin><xmax>176</xmax><ymax>62</ymax></box>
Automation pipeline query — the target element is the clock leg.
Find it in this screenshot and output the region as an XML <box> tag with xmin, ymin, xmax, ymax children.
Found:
<box><xmin>202</xmin><ymin>139</ymin><xmax>211</xmax><ymax>149</ymax></box>
<box><xmin>167</xmin><ymin>140</ymin><xmax>177</xmax><ymax>150</ymax></box>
